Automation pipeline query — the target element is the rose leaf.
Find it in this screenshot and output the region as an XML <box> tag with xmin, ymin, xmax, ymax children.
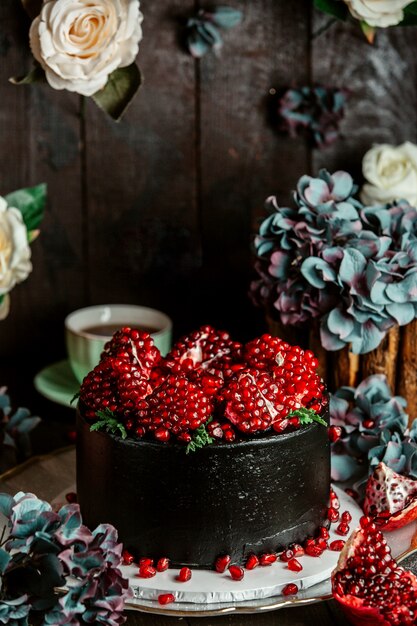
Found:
<box><xmin>21</xmin><ymin>0</ymin><xmax>43</xmax><ymax>19</ymax></box>
<box><xmin>9</xmin><ymin>65</ymin><xmax>45</xmax><ymax>86</ymax></box>
<box><xmin>313</xmin><ymin>0</ymin><xmax>348</xmax><ymax>20</ymax></box>
<box><xmin>5</xmin><ymin>183</ymin><xmax>47</xmax><ymax>234</ymax></box>
<box><xmin>92</xmin><ymin>63</ymin><xmax>142</xmax><ymax>122</ymax></box>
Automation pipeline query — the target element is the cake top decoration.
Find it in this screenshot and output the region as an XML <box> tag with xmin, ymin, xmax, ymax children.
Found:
<box><xmin>78</xmin><ymin>326</ymin><xmax>328</xmax><ymax>448</ymax></box>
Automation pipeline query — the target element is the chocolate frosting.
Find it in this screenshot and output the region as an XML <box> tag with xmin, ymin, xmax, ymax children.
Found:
<box><xmin>77</xmin><ymin>408</ymin><xmax>330</xmax><ymax>568</ymax></box>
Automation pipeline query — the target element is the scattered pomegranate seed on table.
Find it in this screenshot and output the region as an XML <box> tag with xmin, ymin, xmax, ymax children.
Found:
<box><xmin>138</xmin><ymin>564</ymin><xmax>156</xmax><ymax>578</ymax></box>
<box><xmin>122</xmin><ymin>550</ymin><xmax>134</xmax><ymax>565</ymax></box>
<box><xmin>156</xmin><ymin>557</ymin><xmax>169</xmax><ymax>572</ymax></box>
<box><xmin>245</xmin><ymin>554</ymin><xmax>259</xmax><ymax>570</ymax></box>
<box><xmin>287</xmin><ymin>558</ymin><xmax>303</xmax><ymax>572</ymax></box>
<box><xmin>158</xmin><ymin>594</ymin><xmax>175</xmax><ymax>605</ymax></box>
<box><xmin>139</xmin><ymin>557</ymin><xmax>153</xmax><ymax>567</ymax></box>
<box><xmin>259</xmin><ymin>553</ymin><xmax>277</xmax><ymax>566</ymax></box>
<box><xmin>341</xmin><ymin>510</ymin><xmax>352</xmax><ymax>523</ymax></box>
<box><xmin>279</xmin><ymin>549</ymin><xmax>294</xmax><ymax>562</ymax></box>
<box><xmin>177</xmin><ymin>567</ymin><xmax>192</xmax><ymax>582</ymax></box>
<box><xmin>328</xmin><ymin>425</ymin><xmax>342</xmax><ymax>442</ymax></box>
<box><xmin>229</xmin><ymin>565</ymin><xmax>244</xmax><ymax>581</ymax></box>
<box><xmin>336</xmin><ymin>522</ymin><xmax>350</xmax><ymax>536</ymax></box>
<box><xmin>215</xmin><ymin>555</ymin><xmax>231</xmax><ymax>573</ymax></box>
<box><xmin>329</xmin><ymin>540</ymin><xmax>345</xmax><ymax>551</ymax></box>
<box><xmin>327</xmin><ymin>507</ymin><xmax>339</xmax><ymax>522</ymax></box>
<box><xmin>282</xmin><ymin>583</ymin><xmax>299</xmax><ymax>596</ymax></box>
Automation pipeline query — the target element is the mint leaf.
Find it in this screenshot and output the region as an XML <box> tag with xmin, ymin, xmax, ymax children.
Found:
<box><xmin>186</xmin><ymin>419</ymin><xmax>214</xmax><ymax>454</ymax></box>
<box><xmin>92</xmin><ymin>63</ymin><xmax>142</xmax><ymax>122</ymax></box>
<box><xmin>288</xmin><ymin>408</ymin><xmax>327</xmax><ymax>427</ymax></box>
<box><xmin>5</xmin><ymin>183</ymin><xmax>46</xmax><ymax>234</ymax></box>
<box><xmin>313</xmin><ymin>0</ymin><xmax>348</xmax><ymax>20</ymax></box>
<box><xmin>90</xmin><ymin>409</ymin><xmax>127</xmax><ymax>439</ymax></box>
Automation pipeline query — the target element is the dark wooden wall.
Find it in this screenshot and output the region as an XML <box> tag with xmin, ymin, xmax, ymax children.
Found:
<box><xmin>1</xmin><ymin>0</ymin><xmax>416</xmax><ymax>421</ymax></box>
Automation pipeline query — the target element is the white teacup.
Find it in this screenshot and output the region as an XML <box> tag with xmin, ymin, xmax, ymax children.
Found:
<box><xmin>65</xmin><ymin>304</ymin><xmax>173</xmax><ymax>383</ymax></box>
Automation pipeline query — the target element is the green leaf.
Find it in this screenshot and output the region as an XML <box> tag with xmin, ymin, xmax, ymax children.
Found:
<box><xmin>186</xmin><ymin>419</ymin><xmax>214</xmax><ymax>454</ymax></box>
<box><xmin>313</xmin><ymin>0</ymin><xmax>348</xmax><ymax>20</ymax></box>
<box><xmin>401</xmin><ymin>3</ymin><xmax>417</xmax><ymax>24</ymax></box>
<box><xmin>360</xmin><ymin>21</ymin><xmax>376</xmax><ymax>43</ymax></box>
<box><xmin>21</xmin><ymin>0</ymin><xmax>43</xmax><ymax>19</ymax></box>
<box><xmin>90</xmin><ymin>408</ymin><xmax>127</xmax><ymax>439</ymax></box>
<box><xmin>92</xmin><ymin>63</ymin><xmax>142</xmax><ymax>122</ymax></box>
<box><xmin>5</xmin><ymin>183</ymin><xmax>46</xmax><ymax>233</ymax></box>
<box><xmin>288</xmin><ymin>408</ymin><xmax>327</xmax><ymax>427</ymax></box>
<box><xmin>9</xmin><ymin>65</ymin><xmax>45</xmax><ymax>85</ymax></box>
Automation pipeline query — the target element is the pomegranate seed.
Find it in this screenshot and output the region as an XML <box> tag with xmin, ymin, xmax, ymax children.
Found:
<box><xmin>156</xmin><ymin>558</ymin><xmax>169</xmax><ymax>572</ymax></box>
<box><xmin>122</xmin><ymin>550</ymin><xmax>134</xmax><ymax>565</ymax></box>
<box><xmin>316</xmin><ymin>538</ymin><xmax>328</xmax><ymax>550</ymax></box>
<box><xmin>341</xmin><ymin>510</ymin><xmax>352</xmax><ymax>523</ymax></box>
<box><xmin>280</xmin><ymin>549</ymin><xmax>294</xmax><ymax>562</ymax></box>
<box><xmin>336</xmin><ymin>522</ymin><xmax>350</xmax><ymax>536</ymax></box>
<box><xmin>345</xmin><ymin>488</ymin><xmax>358</xmax><ymax>500</ymax></box>
<box><xmin>305</xmin><ymin>544</ymin><xmax>323</xmax><ymax>557</ymax></box>
<box><xmin>138</xmin><ymin>564</ymin><xmax>156</xmax><ymax>578</ymax></box>
<box><xmin>327</xmin><ymin>507</ymin><xmax>339</xmax><ymax>523</ymax></box>
<box><xmin>229</xmin><ymin>565</ymin><xmax>244</xmax><ymax>581</ymax></box>
<box><xmin>290</xmin><ymin>544</ymin><xmax>305</xmax><ymax>557</ymax></box>
<box><xmin>215</xmin><ymin>555</ymin><xmax>231</xmax><ymax>573</ymax></box>
<box><xmin>318</xmin><ymin>526</ymin><xmax>330</xmax><ymax>540</ymax></box>
<box><xmin>329</xmin><ymin>540</ymin><xmax>345</xmax><ymax>551</ymax></box>
<box><xmin>283</xmin><ymin>583</ymin><xmax>299</xmax><ymax>596</ymax></box>
<box><xmin>260</xmin><ymin>553</ymin><xmax>277</xmax><ymax>566</ymax></box>
<box><xmin>177</xmin><ymin>567</ymin><xmax>192</xmax><ymax>582</ymax></box>
<box><xmin>328</xmin><ymin>425</ymin><xmax>342</xmax><ymax>442</ymax></box>
<box><xmin>245</xmin><ymin>554</ymin><xmax>260</xmax><ymax>570</ymax></box>
<box><xmin>158</xmin><ymin>594</ymin><xmax>175</xmax><ymax>605</ymax></box>
<box><xmin>139</xmin><ymin>557</ymin><xmax>153</xmax><ymax>567</ymax></box>
<box><xmin>287</xmin><ymin>558</ymin><xmax>303</xmax><ymax>572</ymax></box>
<box><xmin>155</xmin><ymin>427</ymin><xmax>170</xmax><ymax>442</ymax></box>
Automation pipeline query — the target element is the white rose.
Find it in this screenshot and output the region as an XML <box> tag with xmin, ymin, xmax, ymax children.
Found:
<box><xmin>360</xmin><ymin>142</ymin><xmax>417</xmax><ymax>206</ymax></box>
<box><xmin>0</xmin><ymin>197</ymin><xmax>32</xmax><ymax>297</ymax></box>
<box><xmin>29</xmin><ymin>0</ymin><xmax>143</xmax><ymax>97</ymax></box>
<box><xmin>344</xmin><ymin>0</ymin><xmax>410</xmax><ymax>27</ymax></box>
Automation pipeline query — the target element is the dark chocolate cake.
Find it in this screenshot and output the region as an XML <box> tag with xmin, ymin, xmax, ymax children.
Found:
<box><xmin>76</xmin><ymin>326</ymin><xmax>331</xmax><ymax>569</ymax></box>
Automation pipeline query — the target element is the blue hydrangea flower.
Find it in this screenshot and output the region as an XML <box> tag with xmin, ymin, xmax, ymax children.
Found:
<box><xmin>185</xmin><ymin>6</ymin><xmax>242</xmax><ymax>58</ymax></box>
<box><xmin>277</xmin><ymin>86</ymin><xmax>349</xmax><ymax>149</ymax></box>
<box><xmin>0</xmin><ymin>595</ymin><xmax>29</xmax><ymax>626</ymax></box>
<box><xmin>0</xmin><ymin>388</ymin><xmax>40</xmax><ymax>461</ymax></box>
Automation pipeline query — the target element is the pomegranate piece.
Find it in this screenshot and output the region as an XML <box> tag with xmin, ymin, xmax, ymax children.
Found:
<box><xmin>156</xmin><ymin>557</ymin><xmax>170</xmax><ymax>572</ymax></box>
<box><xmin>177</xmin><ymin>567</ymin><xmax>192</xmax><ymax>582</ymax></box>
<box><xmin>215</xmin><ymin>555</ymin><xmax>231</xmax><ymax>573</ymax></box>
<box><xmin>158</xmin><ymin>593</ymin><xmax>175</xmax><ymax>605</ymax></box>
<box><xmin>102</xmin><ymin>327</ymin><xmax>161</xmax><ymax>376</ymax></box>
<box><xmin>245</xmin><ymin>554</ymin><xmax>260</xmax><ymax>570</ymax></box>
<box><xmin>363</xmin><ymin>462</ymin><xmax>417</xmax><ymax>532</ymax></box>
<box><xmin>229</xmin><ymin>565</ymin><xmax>244</xmax><ymax>581</ymax></box>
<box><xmin>332</xmin><ymin>515</ymin><xmax>417</xmax><ymax>625</ymax></box>
<box><xmin>137</xmin><ymin>375</ymin><xmax>213</xmax><ymax>442</ymax></box>
<box><xmin>282</xmin><ymin>583</ymin><xmax>299</xmax><ymax>596</ymax></box>
<box><xmin>163</xmin><ymin>325</ymin><xmax>243</xmax><ymax>380</ymax></box>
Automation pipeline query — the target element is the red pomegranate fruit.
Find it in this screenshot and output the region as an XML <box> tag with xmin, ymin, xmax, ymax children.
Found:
<box><xmin>363</xmin><ymin>463</ymin><xmax>417</xmax><ymax>532</ymax></box>
<box><xmin>332</xmin><ymin>515</ymin><xmax>417</xmax><ymax>626</ymax></box>
<box><xmin>162</xmin><ymin>325</ymin><xmax>243</xmax><ymax>380</ymax></box>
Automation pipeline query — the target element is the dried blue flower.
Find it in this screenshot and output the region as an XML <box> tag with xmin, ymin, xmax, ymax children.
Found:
<box><xmin>277</xmin><ymin>85</ymin><xmax>349</xmax><ymax>149</ymax></box>
<box><xmin>0</xmin><ymin>595</ymin><xmax>29</xmax><ymax>626</ymax></box>
<box><xmin>0</xmin><ymin>388</ymin><xmax>41</xmax><ymax>461</ymax></box>
<box><xmin>185</xmin><ymin>6</ymin><xmax>242</xmax><ymax>58</ymax></box>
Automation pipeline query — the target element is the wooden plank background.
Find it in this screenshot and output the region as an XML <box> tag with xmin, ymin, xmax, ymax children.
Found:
<box><xmin>0</xmin><ymin>0</ymin><xmax>416</xmax><ymax>426</ymax></box>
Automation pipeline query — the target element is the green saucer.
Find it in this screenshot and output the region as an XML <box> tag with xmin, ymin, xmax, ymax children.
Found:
<box><xmin>34</xmin><ymin>360</ymin><xmax>80</xmax><ymax>408</ymax></box>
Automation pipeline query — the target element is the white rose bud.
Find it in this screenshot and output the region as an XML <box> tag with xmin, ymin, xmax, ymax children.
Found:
<box><xmin>29</xmin><ymin>0</ymin><xmax>143</xmax><ymax>97</ymax></box>
<box><xmin>344</xmin><ymin>0</ymin><xmax>410</xmax><ymax>27</ymax></box>
<box><xmin>0</xmin><ymin>197</ymin><xmax>32</xmax><ymax>298</ymax></box>
<box><xmin>360</xmin><ymin>142</ymin><xmax>417</xmax><ymax>207</ymax></box>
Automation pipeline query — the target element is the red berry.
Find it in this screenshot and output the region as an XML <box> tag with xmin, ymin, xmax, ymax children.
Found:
<box><xmin>259</xmin><ymin>553</ymin><xmax>277</xmax><ymax>566</ymax></box>
<box><xmin>328</xmin><ymin>425</ymin><xmax>342</xmax><ymax>443</ymax></box>
<box><xmin>329</xmin><ymin>540</ymin><xmax>345</xmax><ymax>551</ymax></box>
<box><xmin>279</xmin><ymin>549</ymin><xmax>294</xmax><ymax>562</ymax></box>
<box><xmin>122</xmin><ymin>550</ymin><xmax>134</xmax><ymax>565</ymax></box>
<box><xmin>282</xmin><ymin>583</ymin><xmax>299</xmax><ymax>596</ymax></box>
<box><xmin>245</xmin><ymin>554</ymin><xmax>260</xmax><ymax>570</ymax></box>
<box><xmin>215</xmin><ymin>555</ymin><xmax>231</xmax><ymax>573</ymax></box>
<box><xmin>229</xmin><ymin>565</ymin><xmax>244</xmax><ymax>581</ymax></box>
<box><xmin>287</xmin><ymin>558</ymin><xmax>303</xmax><ymax>572</ymax></box>
<box><xmin>138</xmin><ymin>564</ymin><xmax>156</xmax><ymax>578</ymax></box>
<box><xmin>156</xmin><ymin>558</ymin><xmax>169</xmax><ymax>572</ymax></box>
<box><xmin>177</xmin><ymin>567</ymin><xmax>192</xmax><ymax>582</ymax></box>
<box><xmin>158</xmin><ymin>594</ymin><xmax>175</xmax><ymax>605</ymax></box>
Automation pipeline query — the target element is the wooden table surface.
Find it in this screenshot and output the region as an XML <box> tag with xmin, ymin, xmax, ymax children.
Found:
<box><xmin>0</xmin><ymin>446</ymin><xmax>351</xmax><ymax>625</ymax></box>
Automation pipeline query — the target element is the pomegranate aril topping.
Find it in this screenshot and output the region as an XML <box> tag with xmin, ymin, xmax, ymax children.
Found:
<box><xmin>283</xmin><ymin>583</ymin><xmax>299</xmax><ymax>596</ymax></box>
<box><xmin>245</xmin><ymin>554</ymin><xmax>260</xmax><ymax>570</ymax></box>
<box><xmin>229</xmin><ymin>565</ymin><xmax>244</xmax><ymax>581</ymax></box>
<box><xmin>259</xmin><ymin>553</ymin><xmax>277</xmax><ymax>566</ymax></box>
<box><xmin>156</xmin><ymin>557</ymin><xmax>170</xmax><ymax>572</ymax></box>
<box><xmin>176</xmin><ymin>567</ymin><xmax>192</xmax><ymax>582</ymax></box>
<box><xmin>215</xmin><ymin>555</ymin><xmax>231</xmax><ymax>573</ymax></box>
<box><xmin>138</xmin><ymin>564</ymin><xmax>156</xmax><ymax>578</ymax></box>
<box><xmin>287</xmin><ymin>558</ymin><xmax>303</xmax><ymax>572</ymax></box>
<box><xmin>122</xmin><ymin>550</ymin><xmax>135</xmax><ymax>565</ymax></box>
<box><xmin>158</xmin><ymin>594</ymin><xmax>175</xmax><ymax>605</ymax></box>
